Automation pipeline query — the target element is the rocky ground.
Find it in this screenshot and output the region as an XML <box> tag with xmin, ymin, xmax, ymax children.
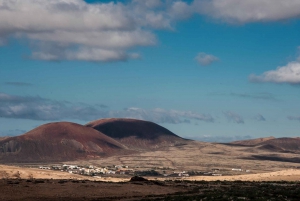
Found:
<box><xmin>1</xmin><ymin>178</ymin><xmax>300</xmax><ymax>201</ymax></box>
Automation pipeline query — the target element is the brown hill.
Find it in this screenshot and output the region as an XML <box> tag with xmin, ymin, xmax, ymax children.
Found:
<box><xmin>85</xmin><ymin>118</ymin><xmax>187</xmax><ymax>150</ymax></box>
<box><xmin>231</xmin><ymin>136</ymin><xmax>275</xmax><ymax>146</ymax></box>
<box><xmin>258</xmin><ymin>138</ymin><xmax>300</xmax><ymax>152</ymax></box>
<box><xmin>0</xmin><ymin>122</ymin><xmax>127</xmax><ymax>163</ymax></box>
<box><xmin>231</xmin><ymin>137</ymin><xmax>300</xmax><ymax>153</ymax></box>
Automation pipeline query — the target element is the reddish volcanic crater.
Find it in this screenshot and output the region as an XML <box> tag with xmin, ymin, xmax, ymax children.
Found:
<box><xmin>85</xmin><ymin>118</ymin><xmax>187</xmax><ymax>150</ymax></box>
<box><xmin>0</xmin><ymin>118</ymin><xmax>188</xmax><ymax>163</ymax></box>
<box><xmin>0</xmin><ymin>122</ymin><xmax>126</xmax><ymax>163</ymax></box>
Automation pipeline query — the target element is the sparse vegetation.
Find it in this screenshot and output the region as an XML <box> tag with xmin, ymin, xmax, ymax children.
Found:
<box><xmin>1</xmin><ymin>179</ymin><xmax>297</xmax><ymax>201</ymax></box>
<box><xmin>0</xmin><ymin>171</ymin><xmax>9</xmax><ymax>179</ymax></box>
<box><xmin>12</xmin><ymin>171</ymin><xmax>21</xmax><ymax>179</ymax></box>
<box><xmin>135</xmin><ymin>170</ymin><xmax>162</xmax><ymax>176</ymax></box>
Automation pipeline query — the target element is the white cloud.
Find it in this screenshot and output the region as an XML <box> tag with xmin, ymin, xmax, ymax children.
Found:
<box><xmin>169</xmin><ymin>1</ymin><xmax>193</xmax><ymax>20</ymax></box>
<box><xmin>193</xmin><ymin>0</ymin><xmax>300</xmax><ymax>23</ymax></box>
<box><xmin>249</xmin><ymin>61</ymin><xmax>300</xmax><ymax>84</ymax></box>
<box><xmin>2</xmin><ymin>0</ymin><xmax>299</xmax><ymax>62</ymax></box>
<box><xmin>131</xmin><ymin>0</ymin><xmax>162</xmax><ymax>9</ymax></box>
<box><xmin>195</xmin><ymin>52</ymin><xmax>219</xmax><ymax>66</ymax></box>
<box><xmin>0</xmin><ymin>0</ymin><xmax>175</xmax><ymax>62</ymax></box>
<box><xmin>32</xmin><ymin>47</ymin><xmax>140</xmax><ymax>62</ymax></box>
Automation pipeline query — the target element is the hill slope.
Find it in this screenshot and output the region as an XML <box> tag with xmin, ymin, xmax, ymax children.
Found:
<box><xmin>231</xmin><ymin>137</ymin><xmax>275</xmax><ymax>146</ymax></box>
<box><xmin>231</xmin><ymin>137</ymin><xmax>300</xmax><ymax>153</ymax></box>
<box><xmin>259</xmin><ymin>138</ymin><xmax>300</xmax><ymax>152</ymax></box>
<box><xmin>0</xmin><ymin>122</ymin><xmax>126</xmax><ymax>163</ymax></box>
<box><xmin>86</xmin><ymin>118</ymin><xmax>187</xmax><ymax>150</ymax></box>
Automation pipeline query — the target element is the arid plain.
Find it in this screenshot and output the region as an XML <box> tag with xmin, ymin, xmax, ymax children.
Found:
<box><xmin>2</xmin><ymin>140</ymin><xmax>300</xmax><ymax>182</ymax></box>
<box><xmin>1</xmin><ymin>119</ymin><xmax>300</xmax><ymax>200</ymax></box>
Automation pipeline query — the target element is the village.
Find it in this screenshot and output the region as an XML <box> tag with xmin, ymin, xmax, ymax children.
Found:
<box><xmin>38</xmin><ymin>164</ymin><xmax>252</xmax><ymax>178</ymax></box>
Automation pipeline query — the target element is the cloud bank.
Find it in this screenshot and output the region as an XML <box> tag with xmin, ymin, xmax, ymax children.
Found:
<box><xmin>0</xmin><ymin>0</ymin><xmax>174</xmax><ymax>62</ymax></box>
<box><xmin>1</xmin><ymin>0</ymin><xmax>300</xmax><ymax>62</ymax></box>
<box><xmin>0</xmin><ymin>92</ymin><xmax>105</xmax><ymax>121</ymax></box>
<box><xmin>0</xmin><ymin>92</ymin><xmax>214</xmax><ymax>124</ymax></box>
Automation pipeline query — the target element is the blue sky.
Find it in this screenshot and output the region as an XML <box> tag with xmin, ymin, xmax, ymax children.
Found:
<box><xmin>1</xmin><ymin>0</ymin><xmax>300</xmax><ymax>142</ymax></box>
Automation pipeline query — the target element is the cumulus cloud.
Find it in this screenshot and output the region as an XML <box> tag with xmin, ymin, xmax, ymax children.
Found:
<box><xmin>249</xmin><ymin>61</ymin><xmax>300</xmax><ymax>84</ymax></box>
<box><xmin>195</xmin><ymin>52</ymin><xmax>219</xmax><ymax>66</ymax></box>
<box><xmin>255</xmin><ymin>114</ymin><xmax>266</xmax><ymax>121</ymax></box>
<box><xmin>193</xmin><ymin>0</ymin><xmax>300</xmax><ymax>23</ymax></box>
<box><xmin>169</xmin><ymin>1</ymin><xmax>193</xmax><ymax>20</ymax></box>
<box><xmin>1</xmin><ymin>0</ymin><xmax>300</xmax><ymax>62</ymax></box>
<box><xmin>287</xmin><ymin>116</ymin><xmax>300</xmax><ymax>122</ymax></box>
<box><xmin>0</xmin><ymin>0</ymin><xmax>181</xmax><ymax>62</ymax></box>
<box><xmin>0</xmin><ymin>92</ymin><xmax>214</xmax><ymax>124</ymax></box>
<box><xmin>223</xmin><ymin>111</ymin><xmax>244</xmax><ymax>124</ymax></box>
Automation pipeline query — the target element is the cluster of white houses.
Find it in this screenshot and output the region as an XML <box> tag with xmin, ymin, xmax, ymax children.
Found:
<box><xmin>38</xmin><ymin>165</ymin><xmax>251</xmax><ymax>178</ymax></box>
<box><xmin>40</xmin><ymin>164</ymin><xmax>134</xmax><ymax>176</ymax></box>
<box><xmin>232</xmin><ymin>168</ymin><xmax>251</xmax><ymax>173</ymax></box>
<box><xmin>39</xmin><ymin>164</ymin><xmax>193</xmax><ymax>177</ymax></box>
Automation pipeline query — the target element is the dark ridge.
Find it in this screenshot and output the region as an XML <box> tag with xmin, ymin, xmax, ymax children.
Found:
<box><xmin>86</xmin><ymin>118</ymin><xmax>180</xmax><ymax>139</ymax></box>
<box><xmin>85</xmin><ymin>118</ymin><xmax>187</xmax><ymax>150</ymax></box>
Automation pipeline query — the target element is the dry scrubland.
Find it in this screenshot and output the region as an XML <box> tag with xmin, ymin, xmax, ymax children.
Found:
<box><xmin>64</xmin><ymin>140</ymin><xmax>300</xmax><ymax>181</ymax></box>
<box><xmin>85</xmin><ymin>141</ymin><xmax>300</xmax><ymax>172</ymax></box>
<box><xmin>1</xmin><ymin>140</ymin><xmax>300</xmax><ymax>182</ymax></box>
<box><xmin>1</xmin><ymin>140</ymin><xmax>300</xmax><ymax>201</ymax></box>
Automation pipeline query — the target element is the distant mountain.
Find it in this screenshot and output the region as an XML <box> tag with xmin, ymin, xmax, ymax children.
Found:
<box><xmin>231</xmin><ymin>137</ymin><xmax>275</xmax><ymax>146</ymax></box>
<box><xmin>259</xmin><ymin>138</ymin><xmax>300</xmax><ymax>152</ymax></box>
<box><xmin>86</xmin><ymin>118</ymin><xmax>187</xmax><ymax>150</ymax></box>
<box><xmin>0</xmin><ymin>122</ymin><xmax>126</xmax><ymax>163</ymax></box>
<box><xmin>230</xmin><ymin>137</ymin><xmax>300</xmax><ymax>153</ymax></box>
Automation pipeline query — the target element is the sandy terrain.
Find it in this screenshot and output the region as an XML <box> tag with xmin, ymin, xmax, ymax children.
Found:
<box><xmin>2</xmin><ymin>140</ymin><xmax>300</xmax><ymax>182</ymax></box>
<box><xmin>1</xmin><ymin>164</ymin><xmax>300</xmax><ymax>182</ymax></box>
<box><xmin>0</xmin><ymin>165</ymin><xmax>88</xmax><ymax>180</ymax></box>
<box><xmin>81</xmin><ymin>141</ymin><xmax>300</xmax><ymax>175</ymax></box>
<box><xmin>0</xmin><ymin>165</ymin><xmax>130</xmax><ymax>182</ymax></box>
<box><xmin>178</xmin><ymin>169</ymin><xmax>300</xmax><ymax>181</ymax></box>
